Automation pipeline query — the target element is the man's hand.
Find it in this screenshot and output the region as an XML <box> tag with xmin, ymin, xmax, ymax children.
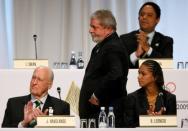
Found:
<box><xmin>136</xmin><ymin>43</ymin><xmax>144</xmax><ymax>57</ymax></box>
<box><xmin>89</xmin><ymin>94</ymin><xmax>99</xmax><ymax>106</ymax></box>
<box><xmin>136</xmin><ymin>31</ymin><xmax>150</xmax><ymax>53</ymax></box>
<box><xmin>21</xmin><ymin>101</ymin><xmax>34</xmax><ymax>127</ymax></box>
<box><xmin>21</xmin><ymin>101</ymin><xmax>48</xmax><ymax>127</ymax></box>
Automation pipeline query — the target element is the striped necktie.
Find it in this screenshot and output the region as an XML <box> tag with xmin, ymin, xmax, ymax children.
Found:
<box><xmin>29</xmin><ymin>100</ymin><xmax>42</xmax><ymax>127</ymax></box>
<box><xmin>34</xmin><ymin>100</ymin><xmax>41</xmax><ymax>110</ymax></box>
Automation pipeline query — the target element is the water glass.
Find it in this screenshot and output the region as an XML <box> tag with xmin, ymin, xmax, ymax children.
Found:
<box><xmin>53</xmin><ymin>62</ymin><xmax>58</xmax><ymax>69</ymax></box>
<box><xmin>53</xmin><ymin>62</ymin><xmax>61</xmax><ymax>69</ymax></box>
<box><xmin>185</xmin><ymin>62</ymin><xmax>188</xmax><ymax>69</ymax></box>
<box><xmin>177</xmin><ymin>62</ymin><xmax>184</xmax><ymax>69</ymax></box>
<box><xmin>80</xmin><ymin>119</ymin><xmax>87</xmax><ymax>128</ymax></box>
<box><xmin>88</xmin><ymin>118</ymin><xmax>96</xmax><ymax>128</ymax></box>
<box><xmin>181</xmin><ymin>118</ymin><xmax>188</xmax><ymax>128</ymax></box>
<box><xmin>61</xmin><ymin>62</ymin><xmax>68</xmax><ymax>69</ymax></box>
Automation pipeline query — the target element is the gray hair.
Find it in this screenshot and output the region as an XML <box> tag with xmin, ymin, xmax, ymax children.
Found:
<box><xmin>48</xmin><ymin>67</ymin><xmax>54</xmax><ymax>82</ymax></box>
<box><xmin>34</xmin><ymin>66</ymin><xmax>54</xmax><ymax>82</ymax></box>
<box><xmin>91</xmin><ymin>9</ymin><xmax>117</xmax><ymax>31</ymax></box>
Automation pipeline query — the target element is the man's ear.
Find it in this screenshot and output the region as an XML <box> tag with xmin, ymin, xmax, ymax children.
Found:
<box><xmin>156</xmin><ymin>17</ymin><xmax>160</xmax><ymax>25</ymax></box>
<box><xmin>48</xmin><ymin>82</ymin><xmax>53</xmax><ymax>89</ymax></box>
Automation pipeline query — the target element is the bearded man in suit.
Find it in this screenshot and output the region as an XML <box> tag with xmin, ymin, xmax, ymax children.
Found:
<box><xmin>79</xmin><ymin>9</ymin><xmax>129</xmax><ymax>127</ymax></box>
<box><xmin>2</xmin><ymin>66</ymin><xmax>70</xmax><ymax>127</ymax></box>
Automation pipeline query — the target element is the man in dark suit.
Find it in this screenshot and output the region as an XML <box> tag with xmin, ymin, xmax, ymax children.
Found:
<box><xmin>2</xmin><ymin>66</ymin><xmax>70</xmax><ymax>127</ymax></box>
<box><xmin>120</xmin><ymin>2</ymin><xmax>173</xmax><ymax>68</ymax></box>
<box><xmin>79</xmin><ymin>10</ymin><xmax>129</xmax><ymax>127</ymax></box>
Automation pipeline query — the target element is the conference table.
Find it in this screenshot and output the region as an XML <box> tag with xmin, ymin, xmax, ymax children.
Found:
<box><xmin>1</xmin><ymin>69</ymin><xmax>188</xmax><ymax>128</ymax></box>
<box><xmin>0</xmin><ymin>128</ymin><xmax>187</xmax><ymax>130</ymax></box>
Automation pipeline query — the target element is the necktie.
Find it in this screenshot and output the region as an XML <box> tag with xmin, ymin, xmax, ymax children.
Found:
<box><xmin>29</xmin><ymin>100</ymin><xmax>42</xmax><ymax>127</ymax></box>
<box><xmin>34</xmin><ymin>100</ymin><xmax>41</xmax><ymax>110</ymax></box>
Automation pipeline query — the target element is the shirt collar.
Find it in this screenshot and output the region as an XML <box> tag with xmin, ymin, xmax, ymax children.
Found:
<box><xmin>147</xmin><ymin>31</ymin><xmax>155</xmax><ymax>45</ymax></box>
<box><xmin>31</xmin><ymin>94</ymin><xmax>48</xmax><ymax>104</ymax></box>
<box><xmin>139</xmin><ymin>29</ymin><xmax>155</xmax><ymax>45</ymax></box>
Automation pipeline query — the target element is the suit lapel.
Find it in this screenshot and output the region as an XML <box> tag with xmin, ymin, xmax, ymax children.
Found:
<box><xmin>42</xmin><ymin>95</ymin><xmax>54</xmax><ymax>112</ymax></box>
<box><xmin>21</xmin><ymin>95</ymin><xmax>31</xmax><ymax>105</ymax></box>
<box><xmin>15</xmin><ymin>95</ymin><xmax>31</xmax><ymax>122</ymax></box>
<box><xmin>85</xmin><ymin>40</ymin><xmax>105</xmax><ymax>77</ymax></box>
<box><xmin>138</xmin><ymin>89</ymin><xmax>148</xmax><ymax>115</ymax></box>
<box><xmin>151</xmin><ymin>32</ymin><xmax>161</xmax><ymax>49</ymax></box>
<box><xmin>85</xmin><ymin>32</ymin><xmax>119</xmax><ymax>77</ymax></box>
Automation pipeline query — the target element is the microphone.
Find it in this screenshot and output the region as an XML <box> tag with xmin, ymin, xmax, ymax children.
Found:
<box><xmin>33</xmin><ymin>34</ymin><xmax>38</xmax><ymax>59</ymax></box>
<box><xmin>57</xmin><ymin>87</ymin><xmax>62</xmax><ymax>100</ymax></box>
<box><xmin>159</xmin><ymin>92</ymin><xmax>166</xmax><ymax>112</ymax></box>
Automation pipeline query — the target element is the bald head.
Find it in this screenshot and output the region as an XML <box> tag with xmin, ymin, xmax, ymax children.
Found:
<box><xmin>30</xmin><ymin>66</ymin><xmax>54</xmax><ymax>99</ymax></box>
<box><xmin>33</xmin><ymin>66</ymin><xmax>54</xmax><ymax>82</ymax></box>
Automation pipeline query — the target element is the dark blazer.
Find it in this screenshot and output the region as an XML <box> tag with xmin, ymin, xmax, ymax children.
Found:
<box><xmin>2</xmin><ymin>94</ymin><xmax>70</xmax><ymax>127</ymax></box>
<box><xmin>79</xmin><ymin>32</ymin><xmax>129</xmax><ymax>127</ymax></box>
<box><xmin>124</xmin><ymin>88</ymin><xmax>177</xmax><ymax>127</ymax></box>
<box><xmin>120</xmin><ymin>30</ymin><xmax>173</xmax><ymax>68</ymax></box>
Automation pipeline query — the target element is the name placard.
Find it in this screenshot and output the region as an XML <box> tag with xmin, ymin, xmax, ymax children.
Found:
<box><xmin>139</xmin><ymin>59</ymin><xmax>173</xmax><ymax>69</ymax></box>
<box><xmin>36</xmin><ymin>115</ymin><xmax>76</xmax><ymax>128</ymax></box>
<box><xmin>139</xmin><ymin>115</ymin><xmax>177</xmax><ymax>127</ymax></box>
<box><xmin>14</xmin><ymin>59</ymin><xmax>48</xmax><ymax>69</ymax></box>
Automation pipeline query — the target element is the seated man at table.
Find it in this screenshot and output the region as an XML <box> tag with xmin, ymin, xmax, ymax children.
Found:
<box><xmin>123</xmin><ymin>60</ymin><xmax>176</xmax><ymax>127</ymax></box>
<box><xmin>2</xmin><ymin>66</ymin><xmax>70</xmax><ymax>127</ymax></box>
<box><xmin>120</xmin><ymin>2</ymin><xmax>173</xmax><ymax>68</ymax></box>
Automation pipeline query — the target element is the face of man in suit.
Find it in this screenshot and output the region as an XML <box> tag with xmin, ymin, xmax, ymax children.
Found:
<box><xmin>30</xmin><ymin>66</ymin><xmax>53</xmax><ymax>99</ymax></box>
<box><xmin>89</xmin><ymin>18</ymin><xmax>113</xmax><ymax>43</ymax></box>
<box><xmin>138</xmin><ymin>5</ymin><xmax>160</xmax><ymax>33</ymax></box>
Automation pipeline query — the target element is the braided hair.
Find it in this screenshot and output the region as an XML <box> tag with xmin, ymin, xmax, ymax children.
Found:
<box><xmin>141</xmin><ymin>60</ymin><xmax>164</xmax><ymax>90</ymax></box>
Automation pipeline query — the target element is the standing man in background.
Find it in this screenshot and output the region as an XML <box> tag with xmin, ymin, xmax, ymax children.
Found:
<box><xmin>120</xmin><ymin>2</ymin><xmax>173</xmax><ymax>68</ymax></box>
<box><xmin>2</xmin><ymin>66</ymin><xmax>70</xmax><ymax>127</ymax></box>
<box><xmin>79</xmin><ymin>9</ymin><xmax>129</xmax><ymax>127</ymax></box>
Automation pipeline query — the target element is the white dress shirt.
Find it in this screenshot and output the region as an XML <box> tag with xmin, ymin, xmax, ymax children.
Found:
<box><xmin>130</xmin><ymin>31</ymin><xmax>155</xmax><ymax>65</ymax></box>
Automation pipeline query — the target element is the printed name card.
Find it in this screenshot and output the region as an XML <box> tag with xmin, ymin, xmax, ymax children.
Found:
<box><xmin>14</xmin><ymin>59</ymin><xmax>48</xmax><ymax>68</ymax></box>
<box><xmin>139</xmin><ymin>59</ymin><xmax>173</xmax><ymax>69</ymax></box>
<box><xmin>36</xmin><ymin>115</ymin><xmax>76</xmax><ymax>128</ymax></box>
<box><xmin>139</xmin><ymin>115</ymin><xmax>177</xmax><ymax>127</ymax></box>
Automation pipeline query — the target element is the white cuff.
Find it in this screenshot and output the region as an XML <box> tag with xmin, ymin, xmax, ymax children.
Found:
<box><xmin>18</xmin><ymin>121</ymin><xmax>25</xmax><ymax>128</ymax></box>
<box><xmin>146</xmin><ymin>47</ymin><xmax>153</xmax><ymax>56</ymax></box>
<box><xmin>92</xmin><ymin>93</ymin><xmax>98</xmax><ymax>100</ymax></box>
<box><xmin>130</xmin><ymin>52</ymin><xmax>139</xmax><ymax>65</ymax></box>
